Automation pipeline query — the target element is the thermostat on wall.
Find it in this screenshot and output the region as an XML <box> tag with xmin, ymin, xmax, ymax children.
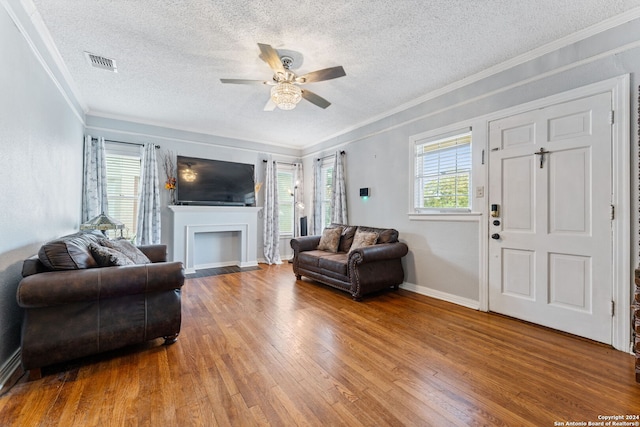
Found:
<box><xmin>359</xmin><ymin>188</ymin><xmax>370</xmax><ymax>198</ymax></box>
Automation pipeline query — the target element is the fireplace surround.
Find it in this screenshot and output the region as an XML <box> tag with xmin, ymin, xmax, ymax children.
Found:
<box><xmin>169</xmin><ymin>205</ymin><xmax>262</xmax><ymax>274</ymax></box>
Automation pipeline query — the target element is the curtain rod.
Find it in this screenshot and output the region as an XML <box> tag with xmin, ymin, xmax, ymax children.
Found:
<box><xmin>262</xmin><ymin>160</ymin><xmax>299</xmax><ymax>166</ymax></box>
<box><xmin>317</xmin><ymin>150</ymin><xmax>345</xmax><ymax>161</ymax></box>
<box><xmin>92</xmin><ymin>137</ymin><xmax>160</xmax><ymax>149</ymax></box>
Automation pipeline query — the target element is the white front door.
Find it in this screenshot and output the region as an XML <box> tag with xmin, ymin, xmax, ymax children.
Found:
<box><xmin>488</xmin><ymin>92</ymin><xmax>613</xmax><ymax>344</ymax></box>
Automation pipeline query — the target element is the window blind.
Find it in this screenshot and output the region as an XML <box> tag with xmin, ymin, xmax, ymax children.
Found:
<box><xmin>414</xmin><ymin>131</ymin><xmax>471</xmax><ymax>210</ymax></box>
<box><xmin>105</xmin><ymin>153</ymin><xmax>141</xmax><ymax>239</ymax></box>
<box><xmin>277</xmin><ymin>168</ymin><xmax>294</xmax><ymax>235</ymax></box>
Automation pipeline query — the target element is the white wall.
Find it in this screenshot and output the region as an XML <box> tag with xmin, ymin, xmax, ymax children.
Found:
<box><xmin>0</xmin><ymin>1</ymin><xmax>85</xmax><ymax>379</ymax></box>
<box><xmin>302</xmin><ymin>16</ymin><xmax>640</xmax><ymax>308</ymax></box>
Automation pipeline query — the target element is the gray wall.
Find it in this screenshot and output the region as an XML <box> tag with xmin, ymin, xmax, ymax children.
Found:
<box><xmin>1</xmin><ymin>3</ymin><xmax>84</xmax><ymax>374</ymax></box>
<box><xmin>302</xmin><ymin>17</ymin><xmax>640</xmax><ymax>305</ymax></box>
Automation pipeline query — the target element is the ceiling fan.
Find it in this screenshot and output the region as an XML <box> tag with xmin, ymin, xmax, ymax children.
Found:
<box><xmin>220</xmin><ymin>43</ymin><xmax>346</xmax><ymax>111</ymax></box>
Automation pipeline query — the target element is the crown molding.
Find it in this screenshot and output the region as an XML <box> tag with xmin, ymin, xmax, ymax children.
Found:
<box><xmin>2</xmin><ymin>0</ymin><xmax>87</xmax><ymax>123</ymax></box>
<box><xmin>87</xmin><ymin>110</ymin><xmax>304</xmax><ymax>152</ymax></box>
<box><xmin>86</xmin><ymin>114</ymin><xmax>302</xmax><ymax>159</ymax></box>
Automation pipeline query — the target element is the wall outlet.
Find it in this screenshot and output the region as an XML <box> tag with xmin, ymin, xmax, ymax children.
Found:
<box><xmin>475</xmin><ymin>186</ymin><xmax>484</xmax><ymax>198</ymax></box>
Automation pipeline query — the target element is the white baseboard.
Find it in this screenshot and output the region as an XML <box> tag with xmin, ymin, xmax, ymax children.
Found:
<box><xmin>193</xmin><ymin>261</ymin><xmax>240</xmax><ymax>270</ymax></box>
<box><xmin>0</xmin><ymin>349</ymin><xmax>22</xmax><ymax>393</ymax></box>
<box><xmin>400</xmin><ymin>282</ymin><xmax>480</xmax><ymax>310</ymax></box>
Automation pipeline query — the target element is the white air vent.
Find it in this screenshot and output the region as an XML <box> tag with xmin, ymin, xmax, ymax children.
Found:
<box><xmin>84</xmin><ymin>52</ymin><xmax>118</xmax><ymax>73</ymax></box>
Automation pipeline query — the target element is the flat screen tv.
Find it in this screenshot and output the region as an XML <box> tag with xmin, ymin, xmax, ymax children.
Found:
<box><xmin>176</xmin><ymin>155</ymin><xmax>256</xmax><ymax>206</ymax></box>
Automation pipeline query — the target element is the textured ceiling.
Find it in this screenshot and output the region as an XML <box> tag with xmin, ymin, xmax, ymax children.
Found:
<box><xmin>30</xmin><ymin>0</ymin><xmax>640</xmax><ymax>149</ymax></box>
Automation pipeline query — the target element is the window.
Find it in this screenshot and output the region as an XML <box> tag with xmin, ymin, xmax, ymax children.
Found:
<box><xmin>277</xmin><ymin>164</ymin><xmax>294</xmax><ymax>236</ymax></box>
<box><xmin>414</xmin><ymin>130</ymin><xmax>471</xmax><ymax>211</ymax></box>
<box><xmin>321</xmin><ymin>160</ymin><xmax>334</xmax><ymax>228</ymax></box>
<box><xmin>105</xmin><ymin>144</ymin><xmax>141</xmax><ymax>239</ymax></box>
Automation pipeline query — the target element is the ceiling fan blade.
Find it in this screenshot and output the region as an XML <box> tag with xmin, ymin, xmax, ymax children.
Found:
<box><xmin>220</xmin><ymin>79</ymin><xmax>269</xmax><ymax>85</ymax></box>
<box><xmin>264</xmin><ymin>98</ymin><xmax>276</xmax><ymax>111</ymax></box>
<box><xmin>297</xmin><ymin>66</ymin><xmax>346</xmax><ymax>83</ymax></box>
<box><xmin>301</xmin><ymin>89</ymin><xmax>331</xmax><ymax>109</ymax></box>
<box><xmin>258</xmin><ymin>43</ymin><xmax>285</xmax><ymax>74</ymax></box>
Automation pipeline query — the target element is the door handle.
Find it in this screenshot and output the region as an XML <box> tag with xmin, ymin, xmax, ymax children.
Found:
<box><xmin>491</xmin><ymin>233</ymin><xmax>500</xmax><ymax>240</ymax></box>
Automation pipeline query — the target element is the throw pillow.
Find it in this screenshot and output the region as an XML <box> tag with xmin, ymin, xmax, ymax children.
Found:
<box><xmin>327</xmin><ymin>223</ymin><xmax>356</xmax><ymax>252</ymax></box>
<box><xmin>89</xmin><ymin>243</ymin><xmax>135</xmax><ymax>267</ymax></box>
<box><xmin>317</xmin><ymin>227</ymin><xmax>343</xmax><ymax>253</ymax></box>
<box><xmin>349</xmin><ymin>230</ymin><xmax>379</xmax><ymax>253</ymax></box>
<box><xmin>37</xmin><ymin>231</ymin><xmax>104</xmax><ymax>270</ymax></box>
<box><xmin>99</xmin><ymin>239</ymin><xmax>151</xmax><ymax>264</ymax></box>
<box><xmin>339</xmin><ymin>225</ymin><xmax>358</xmax><ymax>252</ymax></box>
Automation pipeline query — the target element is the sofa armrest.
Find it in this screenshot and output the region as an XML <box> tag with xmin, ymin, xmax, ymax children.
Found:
<box><xmin>290</xmin><ymin>236</ymin><xmax>321</xmax><ymax>253</ymax></box>
<box><xmin>138</xmin><ymin>244</ymin><xmax>167</xmax><ymax>262</ymax></box>
<box><xmin>348</xmin><ymin>242</ymin><xmax>409</xmax><ymax>264</ymax></box>
<box><xmin>17</xmin><ymin>262</ymin><xmax>185</xmax><ymax>309</ymax></box>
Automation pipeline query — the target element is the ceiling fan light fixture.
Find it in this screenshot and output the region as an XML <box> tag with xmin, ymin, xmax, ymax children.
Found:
<box><xmin>270</xmin><ymin>82</ymin><xmax>302</xmax><ymax>110</ymax></box>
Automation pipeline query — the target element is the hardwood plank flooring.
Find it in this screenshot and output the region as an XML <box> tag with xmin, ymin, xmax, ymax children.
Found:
<box><xmin>1</xmin><ymin>263</ymin><xmax>639</xmax><ymax>426</ymax></box>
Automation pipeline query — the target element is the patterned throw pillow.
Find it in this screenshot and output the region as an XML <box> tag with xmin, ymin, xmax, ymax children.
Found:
<box><xmin>317</xmin><ymin>227</ymin><xmax>343</xmax><ymax>253</ymax></box>
<box><xmin>99</xmin><ymin>239</ymin><xmax>151</xmax><ymax>264</ymax></box>
<box><xmin>89</xmin><ymin>243</ymin><xmax>135</xmax><ymax>267</ymax></box>
<box><xmin>348</xmin><ymin>230</ymin><xmax>379</xmax><ymax>253</ymax></box>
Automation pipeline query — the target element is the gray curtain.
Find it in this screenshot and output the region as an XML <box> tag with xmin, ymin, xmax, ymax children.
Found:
<box><xmin>263</xmin><ymin>159</ymin><xmax>281</xmax><ymax>264</ymax></box>
<box><xmin>136</xmin><ymin>144</ymin><xmax>161</xmax><ymax>245</ymax></box>
<box><xmin>330</xmin><ymin>151</ymin><xmax>348</xmax><ymax>224</ymax></box>
<box><xmin>293</xmin><ymin>162</ymin><xmax>304</xmax><ymax>237</ymax></box>
<box><xmin>82</xmin><ymin>135</ymin><xmax>108</xmax><ymax>222</ymax></box>
<box><xmin>312</xmin><ymin>158</ymin><xmax>323</xmax><ymax>235</ymax></box>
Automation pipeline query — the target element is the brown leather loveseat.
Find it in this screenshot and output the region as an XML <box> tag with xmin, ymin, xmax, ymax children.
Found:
<box><xmin>290</xmin><ymin>224</ymin><xmax>408</xmax><ymax>300</ymax></box>
<box><xmin>17</xmin><ymin>231</ymin><xmax>185</xmax><ymax>379</ymax></box>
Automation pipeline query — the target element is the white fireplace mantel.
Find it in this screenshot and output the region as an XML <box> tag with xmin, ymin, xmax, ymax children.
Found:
<box><xmin>168</xmin><ymin>205</ymin><xmax>262</xmax><ymax>274</ymax></box>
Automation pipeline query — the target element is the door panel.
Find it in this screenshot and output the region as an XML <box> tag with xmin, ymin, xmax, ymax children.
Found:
<box><xmin>549</xmin><ymin>148</ymin><xmax>590</xmax><ymax>234</ymax></box>
<box><xmin>548</xmin><ymin>253</ymin><xmax>591</xmax><ymax>311</ymax></box>
<box><xmin>503</xmin><ymin>123</ymin><xmax>536</xmax><ymax>148</ymax></box>
<box><xmin>502</xmin><ymin>249</ymin><xmax>535</xmax><ymax>300</ymax></box>
<box><xmin>503</xmin><ymin>156</ymin><xmax>535</xmax><ymax>232</ymax></box>
<box><xmin>488</xmin><ymin>92</ymin><xmax>612</xmax><ymax>344</ymax></box>
<box><xmin>548</xmin><ymin>111</ymin><xmax>592</xmax><ymax>141</ymax></box>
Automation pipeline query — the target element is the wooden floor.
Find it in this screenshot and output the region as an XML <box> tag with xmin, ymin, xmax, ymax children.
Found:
<box><xmin>1</xmin><ymin>264</ymin><xmax>639</xmax><ymax>426</ymax></box>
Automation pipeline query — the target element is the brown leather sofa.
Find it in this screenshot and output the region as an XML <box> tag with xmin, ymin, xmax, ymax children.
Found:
<box><xmin>17</xmin><ymin>231</ymin><xmax>185</xmax><ymax>379</ymax></box>
<box><xmin>290</xmin><ymin>224</ymin><xmax>408</xmax><ymax>300</ymax></box>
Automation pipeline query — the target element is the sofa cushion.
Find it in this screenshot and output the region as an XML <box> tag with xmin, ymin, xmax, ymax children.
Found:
<box><xmin>298</xmin><ymin>250</ymin><xmax>326</xmax><ymax>268</ymax></box>
<box><xmin>99</xmin><ymin>239</ymin><xmax>151</xmax><ymax>264</ymax></box>
<box><xmin>37</xmin><ymin>231</ymin><xmax>104</xmax><ymax>270</ymax></box>
<box><xmin>317</xmin><ymin>227</ymin><xmax>343</xmax><ymax>253</ymax></box>
<box><xmin>89</xmin><ymin>243</ymin><xmax>136</xmax><ymax>267</ymax></box>
<box><xmin>22</xmin><ymin>256</ymin><xmax>47</xmax><ymax>277</ymax></box>
<box><xmin>349</xmin><ymin>230</ymin><xmax>379</xmax><ymax>253</ymax></box>
<box><xmin>317</xmin><ymin>253</ymin><xmax>348</xmax><ymax>275</ymax></box>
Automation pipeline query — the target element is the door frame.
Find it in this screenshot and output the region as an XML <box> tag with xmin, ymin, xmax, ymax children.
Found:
<box><xmin>478</xmin><ymin>75</ymin><xmax>630</xmax><ymax>352</ymax></box>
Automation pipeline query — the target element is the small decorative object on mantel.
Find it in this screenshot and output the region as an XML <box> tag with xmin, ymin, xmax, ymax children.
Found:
<box><xmin>162</xmin><ymin>150</ymin><xmax>177</xmax><ymax>205</ymax></box>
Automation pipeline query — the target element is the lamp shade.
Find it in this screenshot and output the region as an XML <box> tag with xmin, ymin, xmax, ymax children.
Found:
<box><xmin>80</xmin><ymin>212</ymin><xmax>124</xmax><ymax>231</ymax></box>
